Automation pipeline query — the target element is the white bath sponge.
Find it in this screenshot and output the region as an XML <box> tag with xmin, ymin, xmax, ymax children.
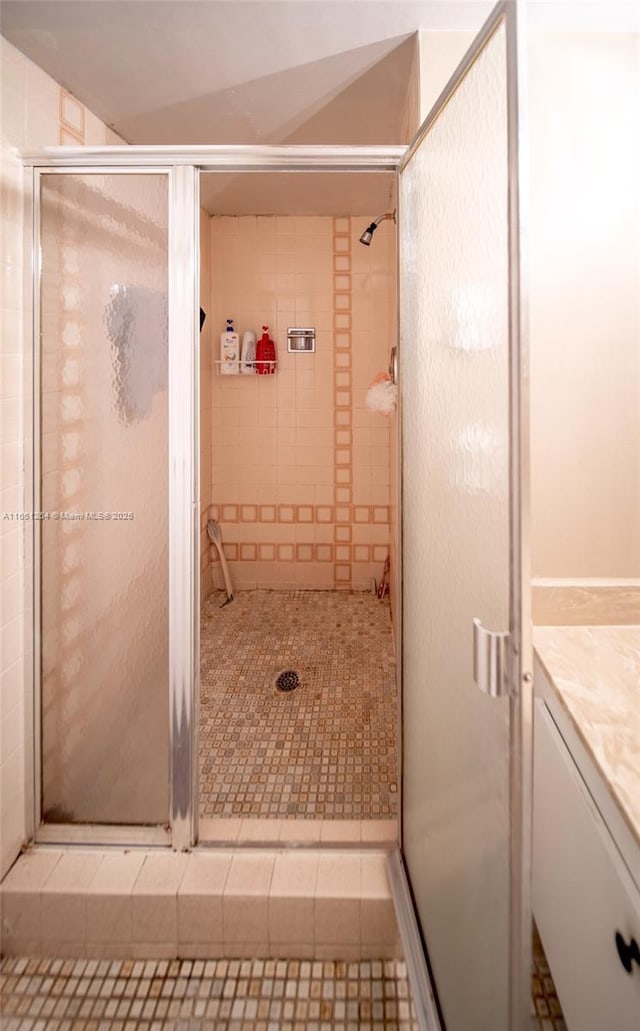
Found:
<box><xmin>366</xmin><ymin>373</ymin><xmax>397</xmax><ymax>415</ymax></box>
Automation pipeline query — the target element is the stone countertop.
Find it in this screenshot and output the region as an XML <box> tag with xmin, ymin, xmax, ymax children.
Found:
<box><xmin>534</xmin><ymin>625</ymin><xmax>640</xmax><ymax>846</ymax></box>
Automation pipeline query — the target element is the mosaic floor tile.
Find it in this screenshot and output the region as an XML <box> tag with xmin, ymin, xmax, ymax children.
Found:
<box><xmin>0</xmin><ymin>955</ymin><xmax>417</xmax><ymax>1030</ymax></box>
<box><xmin>199</xmin><ymin>590</ymin><xmax>398</xmax><ymax>820</ymax></box>
<box><xmin>0</xmin><ymin>933</ymin><xmax>563</xmax><ymax>1029</ymax></box>
<box><xmin>530</xmin><ymin>923</ymin><xmax>567</xmax><ymax>1030</ymax></box>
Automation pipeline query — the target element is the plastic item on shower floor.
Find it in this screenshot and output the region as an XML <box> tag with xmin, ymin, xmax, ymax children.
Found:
<box><xmin>206</xmin><ymin>520</ymin><xmax>234</xmax><ymax>605</ymax></box>
<box><xmin>376</xmin><ymin>554</ymin><xmax>390</xmax><ymax>600</ymax></box>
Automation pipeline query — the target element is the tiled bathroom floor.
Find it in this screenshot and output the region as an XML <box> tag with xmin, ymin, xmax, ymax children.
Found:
<box><xmin>530</xmin><ymin>924</ymin><xmax>567</xmax><ymax>1030</ymax></box>
<box><xmin>0</xmin><ymin>932</ymin><xmax>562</xmax><ymax>1030</ymax></box>
<box><xmin>0</xmin><ymin>956</ymin><xmax>417</xmax><ymax>1030</ymax></box>
<box><xmin>199</xmin><ymin>590</ymin><xmax>398</xmax><ymax>820</ymax></box>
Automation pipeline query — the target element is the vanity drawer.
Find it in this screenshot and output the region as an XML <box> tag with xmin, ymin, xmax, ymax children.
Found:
<box><xmin>533</xmin><ymin>699</ymin><xmax>640</xmax><ymax>1031</ymax></box>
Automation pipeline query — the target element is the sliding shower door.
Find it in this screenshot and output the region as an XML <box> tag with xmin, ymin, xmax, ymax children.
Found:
<box><xmin>399</xmin><ymin>4</ymin><xmax>531</xmax><ymax>1029</ymax></box>
<box><xmin>35</xmin><ymin>167</ymin><xmax>198</xmax><ymax>841</ymax></box>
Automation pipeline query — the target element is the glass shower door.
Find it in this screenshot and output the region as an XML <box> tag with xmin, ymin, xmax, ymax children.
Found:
<box><xmin>38</xmin><ymin>171</ymin><xmax>172</xmax><ymax>828</ymax></box>
<box><xmin>399</xmin><ymin>5</ymin><xmax>530</xmax><ymax>1029</ymax></box>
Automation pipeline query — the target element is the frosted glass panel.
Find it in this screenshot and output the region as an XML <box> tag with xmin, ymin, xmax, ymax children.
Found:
<box><xmin>39</xmin><ymin>173</ymin><xmax>169</xmax><ymax>825</ymax></box>
<box><xmin>400</xmin><ymin>23</ymin><xmax>510</xmax><ymax>1030</ymax></box>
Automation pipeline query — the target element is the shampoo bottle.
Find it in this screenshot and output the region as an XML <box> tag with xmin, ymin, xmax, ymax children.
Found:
<box><xmin>240</xmin><ymin>330</ymin><xmax>256</xmax><ymax>374</ymax></box>
<box><xmin>256</xmin><ymin>325</ymin><xmax>276</xmax><ymax>375</ymax></box>
<box><xmin>220</xmin><ymin>319</ymin><xmax>239</xmax><ymax>375</ymax></box>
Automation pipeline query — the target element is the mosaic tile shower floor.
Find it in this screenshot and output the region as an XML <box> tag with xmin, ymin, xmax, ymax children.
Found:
<box><xmin>199</xmin><ymin>591</ymin><xmax>398</xmax><ymax>820</ymax></box>
<box><xmin>0</xmin><ymin>957</ymin><xmax>417</xmax><ymax>1031</ymax></box>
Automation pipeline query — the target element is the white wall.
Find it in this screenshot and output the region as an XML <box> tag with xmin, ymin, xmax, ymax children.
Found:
<box><xmin>419</xmin><ymin>31</ymin><xmax>475</xmax><ymax>118</ymax></box>
<box><xmin>419</xmin><ymin>29</ymin><xmax>640</xmax><ymax>579</ymax></box>
<box><xmin>0</xmin><ymin>36</ymin><xmax>122</xmax><ymax>877</ymax></box>
<box><xmin>529</xmin><ymin>32</ymin><xmax>640</xmax><ymax>577</ymax></box>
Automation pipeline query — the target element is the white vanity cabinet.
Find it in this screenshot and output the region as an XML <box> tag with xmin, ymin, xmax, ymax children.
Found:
<box><xmin>533</xmin><ymin>654</ymin><xmax>640</xmax><ymax>1031</ymax></box>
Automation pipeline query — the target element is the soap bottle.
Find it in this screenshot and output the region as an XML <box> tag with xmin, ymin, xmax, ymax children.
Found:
<box><xmin>256</xmin><ymin>325</ymin><xmax>276</xmax><ymax>375</ymax></box>
<box><xmin>220</xmin><ymin>319</ymin><xmax>239</xmax><ymax>375</ymax></box>
<box><xmin>240</xmin><ymin>330</ymin><xmax>256</xmax><ymax>374</ymax></box>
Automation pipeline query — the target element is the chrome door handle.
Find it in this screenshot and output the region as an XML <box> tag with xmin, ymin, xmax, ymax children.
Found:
<box><xmin>473</xmin><ymin>618</ymin><xmax>510</xmax><ymax>698</ymax></box>
<box><xmin>389</xmin><ymin>346</ymin><xmax>398</xmax><ymax>385</ymax></box>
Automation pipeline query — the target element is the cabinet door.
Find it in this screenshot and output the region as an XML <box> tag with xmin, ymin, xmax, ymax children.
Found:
<box><xmin>534</xmin><ymin>700</ymin><xmax>640</xmax><ymax>1031</ymax></box>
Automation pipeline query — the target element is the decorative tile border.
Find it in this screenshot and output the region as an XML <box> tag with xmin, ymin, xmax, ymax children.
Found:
<box><xmin>332</xmin><ymin>218</ymin><xmax>352</xmax><ymax>588</ymax></box>
<box><xmin>59</xmin><ymin>88</ymin><xmax>85</xmax><ymax>145</ymax></box>
<box><xmin>207</xmin><ymin>504</ymin><xmax>390</xmax><ymax>526</ymax></box>
<box><xmin>211</xmin><ymin>540</ymin><xmax>340</xmax><ymax>564</ymax></box>
<box><xmin>209</xmin><ymin>543</ymin><xmax>389</xmax><ymax>565</ymax></box>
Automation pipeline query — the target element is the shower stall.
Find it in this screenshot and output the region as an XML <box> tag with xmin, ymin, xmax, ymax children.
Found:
<box><xmin>22</xmin><ymin>4</ymin><xmax>532</xmax><ymax>1028</ymax></box>
<box><xmin>197</xmin><ymin>184</ymin><xmax>399</xmax><ymax>833</ymax></box>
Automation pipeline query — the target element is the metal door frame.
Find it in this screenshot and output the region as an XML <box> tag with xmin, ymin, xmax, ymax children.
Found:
<box><xmin>22</xmin><ymin>147</ymin><xmax>403</xmax><ymax>853</ymax></box>
<box><xmin>394</xmin><ymin>2</ymin><xmax>531</xmax><ymax>1028</ymax></box>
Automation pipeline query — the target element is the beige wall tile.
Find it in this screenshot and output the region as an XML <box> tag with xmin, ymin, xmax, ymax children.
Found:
<box><xmin>225</xmin><ymin>852</ymin><xmax>274</xmax><ymax>896</ymax></box>
<box><xmin>1</xmin><ymin>850</ymin><xmax>62</xmax><ymax>892</ymax></box>
<box><xmin>361</xmin><ymin>898</ymin><xmax>399</xmax><ymax>948</ymax></box>
<box><xmin>85</xmin><ymin>896</ymin><xmax>132</xmax><ymax>945</ymax></box>
<box><xmin>319</xmin><ymin>821</ymin><xmax>362</xmax><ymax>844</ymax></box>
<box><xmin>133</xmin><ymin>853</ymin><xmax>189</xmax><ymax>895</ymax></box>
<box><xmin>86</xmin><ymin>851</ymin><xmax>145</xmax><ymax>894</ymax></box>
<box><xmin>176</xmin><ymin>852</ymin><xmax>231</xmax><ymax>947</ymax></box>
<box><xmin>314</xmin><ymin>898</ymin><xmax>360</xmax><ymax>946</ymax></box>
<box><xmin>129</xmin><ymin>941</ymin><xmax>178</xmax><ymax>959</ymax></box>
<box><xmin>223</xmin><ymin>896</ymin><xmax>269</xmax><ymax>946</ymax></box>
<box><xmin>178</xmin><ymin>895</ymin><xmax>224</xmax><ymax>946</ymax></box>
<box><xmin>361</xmin><ymin>853</ymin><xmax>390</xmax><ymax>898</ymax></box>
<box><xmin>237</xmin><ymin>818</ymin><xmax>283</xmax><ymax>842</ymax></box>
<box><xmin>0</xmin><ymin>892</ymin><xmax>40</xmax><ymax>944</ymax></box>
<box><xmin>42</xmin><ymin>850</ymin><xmax>103</xmax><ymax>891</ymax></box>
<box><xmin>270</xmin><ymin>852</ymin><xmax>319</xmax><ymax>897</ymax></box>
<box><xmin>41</xmin><ymin>894</ymin><xmax>85</xmax><ymax>944</ymax></box>
<box><xmin>361</xmin><ymin>820</ymin><xmax>397</xmax><ymax>844</ymax></box>
<box><xmin>1</xmin><ymin>936</ymin><xmax>43</xmax><ymax>957</ymax></box>
<box><xmin>316</xmin><ymin>853</ymin><xmax>361</xmax><ymax>898</ymax></box>
<box><xmin>198</xmin><ymin>818</ymin><xmax>242</xmax><ymax>842</ymax></box>
<box><xmin>207</xmin><ymin>215</ymin><xmax>394</xmax><ymax>590</ymax></box>
<box><xmin>278</xmin><ymin>819</ymin><xmax>323</xmax><ymax>844</ymax></box>
<box><xmin>179</xmin><ymin>852</ymin><xmax>233</xmax><ymax>895</ymax></box>
<box><xmin>132</xmin><ymin>895</ymin><xmax>178</xmax><ymax>946</ymax></box>
<box><xmin>269</xmin><ymin>896</ymin><xmax>314</xmax><ymax>946</ymax></box>
<box><xmin>175</xmin><ymin>941</ymin><xmax>225</xmax><ymax>959</ymax></box>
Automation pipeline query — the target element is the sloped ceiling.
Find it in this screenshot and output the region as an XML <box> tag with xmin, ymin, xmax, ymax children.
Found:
<box><xmin>3</xmin><ymin>1</ymin><xmax>631</xmax><ymax>213</ymax></box>
<box><xmin>2</xmin><ymin>1</ymin><xmax>636</xmax><ymax>147</ymax></box>
<box><xmin>0</xmin><ymin>1</ymin><xmax>492</xmax><ymax>146</ymax></box>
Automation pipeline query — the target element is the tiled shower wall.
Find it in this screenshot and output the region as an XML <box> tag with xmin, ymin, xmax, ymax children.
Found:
<box><xmin>0</xmin><ymin>36</ymin><xmax>123</xmax><ymax>876</ymax></box>
<box><xmin>205</xmin><ymin>215</ymin><xmax>396</xmax><ymax>592</ymax></box>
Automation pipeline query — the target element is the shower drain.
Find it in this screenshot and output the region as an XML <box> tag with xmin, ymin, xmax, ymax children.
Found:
<box><xmin>275</xmin><ymin>669</ymin><xmax>300</xmax><ymax>693</ymax></box>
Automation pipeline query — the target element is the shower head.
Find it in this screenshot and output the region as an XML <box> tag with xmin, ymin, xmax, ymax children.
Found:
<box><xmin>358</xmin><ymin>210</ymin><xmax>396</xmax><ymax>246</ymax></box>
<box><xmin>359</xmin><ymin>223</ymin><xmax>377</xmax><ymax>246</ymax></box>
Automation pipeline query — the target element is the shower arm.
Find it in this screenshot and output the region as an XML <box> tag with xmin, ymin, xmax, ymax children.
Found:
<box><xmin>373</xmin><ymin>210</ymin><xmax>396</xmax><ymax>228</ymax></box>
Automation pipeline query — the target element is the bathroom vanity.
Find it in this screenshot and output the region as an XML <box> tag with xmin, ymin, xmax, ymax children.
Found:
<box><xmin>533</xmin><ymin>625</ymin><xmax>640</xmax><ymax>1030</ymax></box>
